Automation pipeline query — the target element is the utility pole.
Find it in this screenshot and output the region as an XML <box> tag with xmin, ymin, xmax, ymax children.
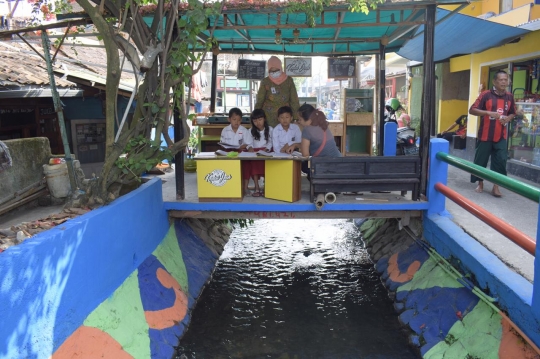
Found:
<box><xmin>41</xmin><ymin>32</ymin><xmax>77</xmax><ymax>193</ymax></box>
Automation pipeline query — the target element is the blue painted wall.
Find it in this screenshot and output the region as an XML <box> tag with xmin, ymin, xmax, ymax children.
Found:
<box><xmin>62</xmin><ymin>96</ymin><xmax>134</xmax><ymax>143</ymax></box>
<box><xmin>0</xmin><ymin>178</ymin><xmax>169</xmax><ymax>358</ymax></box>
<box><xmin>62</xmin><ymin>97</ymin><xmax>133</xmax><ymax>120</ymax></box>
<box><xmin>423</xmin><ymin>214</ymin><xmax>540</xmax><ymax>347</ymax></box>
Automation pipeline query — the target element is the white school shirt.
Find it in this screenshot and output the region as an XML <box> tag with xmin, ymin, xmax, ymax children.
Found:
<box><xmin>272</xmin><ymin>123</ymin><xmax>302</xmax><ymax>153</ymax></box>
<box><xmin>246</xmin><ymin>127</ymin><xmax>273</xmax><ymax>151</ymax></box>
<box><xmin>220</xmin><ymin>125</ymin><xmax>249</xmax><ymax>147</ymax></box>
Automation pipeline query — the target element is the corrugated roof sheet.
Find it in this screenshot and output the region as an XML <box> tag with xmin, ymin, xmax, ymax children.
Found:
<box><xmin>518</xmin><ymin>18</ymin><xmax>540</xmax><ymax>31</ymax></box>
<box><xmin>397</xmin><ymin>8</ymin><xmax>530</xmax><ymax>62</ymax></box>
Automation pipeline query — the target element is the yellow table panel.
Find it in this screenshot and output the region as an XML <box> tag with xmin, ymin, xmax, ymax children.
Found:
<box><xmin>196</xmin><ymin>159</ymin><xmax>242</xmax><ymax>202</ymax></box>
<box><xmin>265</xmin><ymin>160</ymin><xmax>301</xmax><ymax>203</ymax></box>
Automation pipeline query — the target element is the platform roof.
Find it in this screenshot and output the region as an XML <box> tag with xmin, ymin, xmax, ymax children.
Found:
<box><xmin>140</xmin><ymin>0</ymin><xmax>469</xmax><ymax>57</ymax></box>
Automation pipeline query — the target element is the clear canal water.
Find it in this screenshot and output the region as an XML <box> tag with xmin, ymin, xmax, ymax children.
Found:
<box><xmin>177</xmin><ymin>219</ymin><xmax>419</xmax><ymax>359</ymax></box>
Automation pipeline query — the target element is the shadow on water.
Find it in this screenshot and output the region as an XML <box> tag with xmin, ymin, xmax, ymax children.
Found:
<box><xmin>177</xmin><ymin>219</ymin><xmax>419</xmax><ymax>359</ymax></box>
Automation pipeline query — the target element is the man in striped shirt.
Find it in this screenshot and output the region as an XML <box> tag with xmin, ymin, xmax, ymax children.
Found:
<box><xmin>469</xmin><ymin>70</ymin><xmax>516</xmax><ymax>197</ymax></box>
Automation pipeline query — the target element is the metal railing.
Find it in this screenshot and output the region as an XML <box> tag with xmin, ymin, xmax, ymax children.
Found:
<box><xmin>429</xmin><ymin>143</ymin><xmax>538</xmax><ymax>256</ymax></box>
<box><xmin>427</xmin><ymin>138</ymin><xmax>540</xmax><ymax>322</ymax></box>
<box><xmin>436</xmin><ymin>152</ymin><xmax>540</xmax><ymax>202</ymax></box>
<box><xmin>434</xmin><ymin>182</ymin><xmax>536</xmax><ymax>255</ymax></box>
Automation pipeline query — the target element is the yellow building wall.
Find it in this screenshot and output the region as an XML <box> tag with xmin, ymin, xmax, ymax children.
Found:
<box><xmin>467</xmin><ymin>31</ymin><xmax>540</xmax><ymax>138</ymax></box>
<box><xmin>482</xmin><ymin>0</ymin><xmax>501</xmax><ymax>15</ymax></box>
<box><xmin>439</xmin><ymin>4</ymin><xmax>482</xmax><ymax>17</ymax></box>
<box><xmin>438</xmin><ymin>99</ymin><xmax>469</xmax><ymax>133</ymax></box>
<box><xmin>450</xmin><ymin>55</ymin><xmax>471</xmax><ymax>73</ymax></box>
<box><xmin>513</xmin><ymin>0</ymin><xmax>529</xmax><ymax>7</ymax></box>
<box><xmin>443</xmin><ymin>1</ymin><xmax>539</xmax><ymax>22</ymax></box>
<box><xmin>488</xmin><ymin>4</ymin><xmax>531</xmax><ymax>26</ymax></box>
<box><xmin>531</xmin><ymin>5</ymin><xmax>540</xmax><ymax>20</ymax></box>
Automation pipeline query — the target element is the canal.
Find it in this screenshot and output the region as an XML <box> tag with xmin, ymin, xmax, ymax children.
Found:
<box><xmin>177</xmin><ymin>219</ymin><xmax>419</xmax><ymax>358</ymax></box>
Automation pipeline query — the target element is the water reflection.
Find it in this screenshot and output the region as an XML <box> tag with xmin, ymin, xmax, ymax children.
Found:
<box><xmin>177</xmin><ymin>219</ymin><xmax>418</xmax><ymax>359</ymax></box>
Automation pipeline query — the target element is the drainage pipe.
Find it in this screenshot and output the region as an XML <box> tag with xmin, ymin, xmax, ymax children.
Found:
<box><xmin>324</xmin><ymin>192</ymin><xmax>336</xmax><ymax>204</ymax></box>
<box><xmin>315</xmin><ymin>193</ymin><xmax>325</xmax><ymax>210</ymax></box>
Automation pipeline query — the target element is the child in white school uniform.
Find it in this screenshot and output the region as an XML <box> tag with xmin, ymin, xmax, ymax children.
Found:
<box><xmin>272</xmin><ymin>106</ymin><xmax>302</xmax><ymax>153</ymax></box>
<box><xmin>243</xmin><ymin>109</ymin><xmax>273</xmax><ymax>196</ymax></box>
<box><xmin>220</xmin><ymin>107</ymin><xmax>249</xmax><ymax>151</ymax></box>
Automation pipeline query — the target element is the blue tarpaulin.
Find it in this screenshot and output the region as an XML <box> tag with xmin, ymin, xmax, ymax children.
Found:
<box><xmin>397</xmin><ymin>8</ymin><xmax>531</xmax><ymax>62</ymax></box>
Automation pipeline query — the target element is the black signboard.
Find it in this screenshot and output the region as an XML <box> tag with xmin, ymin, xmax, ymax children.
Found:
<box><xmin>328</xmin><ymin>57</ymin><xmax>356</xmax><ymax>79</ymax></box>
<box><xmin>0</xmin><ymin>107</ymin><xmax>36</xmax><ymax>127</ymax></box>
<box><xmin>237</xmin><ymin>59</ymin><xmax>266</xmax><ymax>80</ymax></box>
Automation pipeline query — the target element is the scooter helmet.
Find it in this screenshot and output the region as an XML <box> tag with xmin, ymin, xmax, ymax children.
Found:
<box><xmin>385</xmin><ymin>98</ymin><xmax>403</xmax><ymax>113</ymax></box>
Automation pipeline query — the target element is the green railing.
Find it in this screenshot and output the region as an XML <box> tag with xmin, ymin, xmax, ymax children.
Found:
<box><xmin>436</xmin><ymin>152</ymin><xmax>540</xmax><ymax>203</ymax></box>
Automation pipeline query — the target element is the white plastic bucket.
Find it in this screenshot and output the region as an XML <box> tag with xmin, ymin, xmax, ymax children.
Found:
<box><xmin>43</xmin><ymin>163</ymin><xmax>71</xmax><ymax>198</ymax></box>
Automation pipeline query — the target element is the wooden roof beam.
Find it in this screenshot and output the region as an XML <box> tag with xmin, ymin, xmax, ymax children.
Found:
<box><xmin>332</xmin><ymin>11</ymin><xmax>346</xmax><ymax>52</ymax></box>
<box><xmin>234</xmin><ymin>13</ymin><xmax>255</xmax><ymax>51</ymax></box>
<box><xmin>212</xmin><ymin>21</ymin><xmax>424</xmax><ymax>31</ymax></box>
<box><xmin>387</xmin><ymin>9</ymin><xmax>423</xmax><ymax>44</ymax></box>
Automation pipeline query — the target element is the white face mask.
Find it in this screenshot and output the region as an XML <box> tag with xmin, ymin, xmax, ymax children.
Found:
<box><xmin>269</xmin><ymin>70</ymin><xmax>282</xmax><ymax>79</ymax></box>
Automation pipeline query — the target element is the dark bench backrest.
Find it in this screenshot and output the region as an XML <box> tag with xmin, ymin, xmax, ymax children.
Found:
<box><xmin>310</xmin><ymin>156</ymin><xmax>421</xmax><ymax>179</ymax></box>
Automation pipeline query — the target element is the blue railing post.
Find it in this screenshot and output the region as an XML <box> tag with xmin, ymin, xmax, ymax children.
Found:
<box><xmin>533</xmin><ymin>204</ymin><xmax>540</xmax><ymax>318</ymax></box>
<box><xmin>383</xmin><ymin>122</ymin><xmax>397</xmax><ymax>156</ymax></box>
<box><xmin>427</xmin><ymin>138</ymin><xmax>449</xmax><ymax>216</ymax></box>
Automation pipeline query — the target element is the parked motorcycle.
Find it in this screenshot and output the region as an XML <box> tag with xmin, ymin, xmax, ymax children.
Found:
<box><xmin>385</xmin><ymin>98</ymin><xmax>419</xmax><ymax>156</ymax></box>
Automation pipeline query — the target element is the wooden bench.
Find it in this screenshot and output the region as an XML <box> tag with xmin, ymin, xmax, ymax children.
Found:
<box><xmin>310</xmin><ymin>156</ymin><xmax>421</xmax><ymax>201</ymax></box>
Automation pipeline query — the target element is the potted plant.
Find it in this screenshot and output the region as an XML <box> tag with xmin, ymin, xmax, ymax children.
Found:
<box><xmin>184</xmin><ymin>127</ymin><xmax>198</xmax><ymax>173</ymax></box>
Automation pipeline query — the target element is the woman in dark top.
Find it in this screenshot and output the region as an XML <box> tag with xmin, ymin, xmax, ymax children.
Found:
<box><xmin>296</xmin><ymin>104</ymin><xmax>341</xmax><ymax>157</ymax></box>
<box><xmin>295</xmin><ymin>104</ymin><xmax>341</xmax><ymax>179</ymax></box>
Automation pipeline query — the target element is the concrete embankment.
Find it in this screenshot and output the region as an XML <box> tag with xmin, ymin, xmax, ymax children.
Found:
<box><xmin>358</xmin><ymin>218</ymin><xmax>539</xmax><ymax>358</ymax></box>
<box><xmin>0</xmin><ymin>178</ymin><xmax>232</xmax><ymax>358</ymax></box>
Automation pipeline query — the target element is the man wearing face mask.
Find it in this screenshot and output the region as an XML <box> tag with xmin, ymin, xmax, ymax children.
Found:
<box><xmin>255</xmin><ymin>56</ymin><xmax>300</xmax><ymax>127</ymax></box>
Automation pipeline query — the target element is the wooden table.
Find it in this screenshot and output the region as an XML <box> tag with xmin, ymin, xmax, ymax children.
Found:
<box><xmin>195</xmin><ymin>155</ymin><xmax>303</xmax><ymax>203</ymax></box>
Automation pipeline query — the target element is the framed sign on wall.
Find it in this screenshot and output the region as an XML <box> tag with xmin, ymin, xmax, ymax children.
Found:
<box><xmin>284</xmin><ymin>58</ymin><xmax>312</xmax><ymax>77</ymax></box>
<box><xmin>237</xmin><ymin>59</ymin><xmax>266</xmax><ymax>80</ymax></box>
<box><xmin>328</xmin><ymin>57</ymin><xmax>356</xmax><ymax>79</ymax></box>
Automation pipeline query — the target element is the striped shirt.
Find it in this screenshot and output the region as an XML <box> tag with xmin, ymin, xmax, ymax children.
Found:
<box><xmin>470</xmin><ymin>89</ymin><xmax>516</xmax><ymax>142</ymax></box>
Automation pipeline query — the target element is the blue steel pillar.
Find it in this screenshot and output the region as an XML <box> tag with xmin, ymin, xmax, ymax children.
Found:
<box><xmin>383</xmin><ymin>122</ymin><xmax>397</xmax><ymax>156</ymax></box>
<box><xmin>427</xmin><ymin>139</ymin><xmax>449</xmax><ymax>216</ymax></box>
<box><xmin>534</xmin><ymin>206</ymin><xmax>540</xmax><ymax>318</ymax></box>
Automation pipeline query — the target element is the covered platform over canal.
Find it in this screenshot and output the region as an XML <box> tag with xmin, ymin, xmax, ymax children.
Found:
<box><xmin>166</xmin><ymin>0</ymin><xmax>529</xmax><ymax>214</ymax></box>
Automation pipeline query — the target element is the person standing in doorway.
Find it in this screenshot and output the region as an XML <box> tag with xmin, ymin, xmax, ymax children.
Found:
<box><xmin>469</xmin><ymin>70</ymin><xmax>516</xmax><ymax>197</ymax></box>
<box><xmin>255</xmin><ymin>56</ymin><xmax>300</xmax><ymax>127</ymax></box>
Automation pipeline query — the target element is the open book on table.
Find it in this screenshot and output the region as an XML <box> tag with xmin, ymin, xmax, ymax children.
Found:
<box><xmin>238</xmin><ymin>152</ymin><xmax>258</xmax><ymax>158</ymax></box>
<box><xmin>217</xmin><ymin>142</ymin><xmax>241</xmax><ymax>150</ymax></box>
<box><xmin>215</xmin><ymin>150</ymin><xmax>239</xmax><ymax>157</ymax></box>
<box><xmin>256</xmin><ymin>150</ymin><xmax>304</xmax><ymax>158</ymax></box>
<box><xmin>195</xmin><ymin>152</ymin><xmax>217</xmax><ymax>158</ymax></box>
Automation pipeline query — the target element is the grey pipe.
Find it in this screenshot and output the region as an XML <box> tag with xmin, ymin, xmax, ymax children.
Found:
<box><xmin>315</xmin><ymin>193</ymin><xmax>325</xmax><ymax>210</ymax></box>
<box><xmin>324</xmin><ymin>192</ymin><xmax>337</xmax><ymax>204</ymax></box>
